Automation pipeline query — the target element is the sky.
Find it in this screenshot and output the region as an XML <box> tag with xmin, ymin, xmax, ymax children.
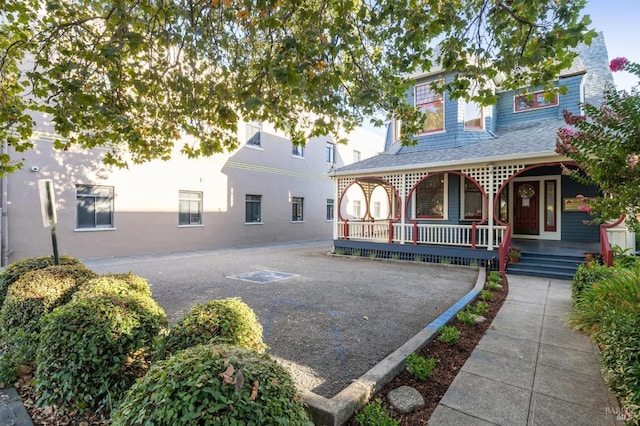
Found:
<box><xmin>583</xmin><ymin>0</ymin><xmax>640</xmax><ymax>92</ymax></box>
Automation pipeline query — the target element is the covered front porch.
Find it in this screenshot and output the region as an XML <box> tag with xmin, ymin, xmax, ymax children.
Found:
<box><xmin>332</xmin><ymin>160</ymin><xmax>618</xmax><ymax>276</ymax></box>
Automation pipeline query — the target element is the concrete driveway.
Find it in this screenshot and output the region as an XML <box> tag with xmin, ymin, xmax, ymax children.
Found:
<box><xmin>83</xmin><ymin>240</ymin><xmax>477</xmax><ymax>398</ymax></box>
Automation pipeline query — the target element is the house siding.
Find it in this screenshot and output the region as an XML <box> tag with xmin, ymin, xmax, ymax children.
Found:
<box><xmin>6</xmin><ymin>126</ymin><xmax>382</xmax><ymax>263</ymax></box>
<box><xmin>496</xmin><ymin>74</ymin><xmax>584</xmax><ymax>127</ymax></box>
<box><xmin>560</xmin><ymin>175</ymin><xmax>600</xmax><ymax>242</ymax></box>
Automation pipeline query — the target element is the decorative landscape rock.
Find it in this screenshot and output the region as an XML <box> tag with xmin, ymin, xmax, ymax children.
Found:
<box><xmin>474</xmin><ymin>315</ymin><xmax>487</xmax><ymax>324</ymax></box>
<box><xmin>387</xmin><ymin>385</ymin><xmax>425</xmax><ymax>413</ymax></box>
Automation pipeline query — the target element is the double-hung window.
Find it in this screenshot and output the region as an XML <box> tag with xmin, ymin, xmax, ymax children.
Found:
<box><xmin>326</xmin><ymin>143</ymin><xmax>335</xmax><ymax>164</ymax></box>
<box><xmin>462</xmin><ymin>179</ymin><xmax>484</xmax><ymax>220</ymax></box>
<box><xmin>291</xmin><ymin>197</ymin><xmax>304</xmax><ymax>222</ymax></box>
<box><xmin>76</xmin><ymin>185</ymin><xmax>114</xmax><ymax>229</ymax></box>
<box><xmin>353</xmin><ymin>150</ymin><xmax>361</xmax><ymax>162</ymax></box>
<box><xmin>292</xmin><ymin>145</ymin><xmax>304</xmax><ymax>157</ymax></box>
<box><xmin>415</xmin><ymin>81</ymin><xmax>444</xmax><ymax>133</ymax></box>
<box><xmin>415</xmin><ymin>175</ymin><xmax>445</xmax><ymax>218</ymax></box>
<box><xmin>179</xmin><ymin>191</ymin><xmax>203</xmax><ymax>225</ymax></box>
<box><xmin>245</xmin><ymin>194</ymin><xmax>262</xmax><ymax>223</ymax></box>
<box><xmin>326</xmin><ymin>199</ymin><xmax>334</xmax><ymax>221</ymax></box>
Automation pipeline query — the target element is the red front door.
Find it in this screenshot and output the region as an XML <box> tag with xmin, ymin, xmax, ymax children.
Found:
<box><xmin>514</xmin><ymin>181</ymin><xmax>539</xmax><ymax>235</ymax></box>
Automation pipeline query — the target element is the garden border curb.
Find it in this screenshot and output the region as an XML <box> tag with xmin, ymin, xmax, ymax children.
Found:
<box><xmin>303</xmin><ymin>268</ymin><xmax>486</xmax><ymax>426</ymax></box>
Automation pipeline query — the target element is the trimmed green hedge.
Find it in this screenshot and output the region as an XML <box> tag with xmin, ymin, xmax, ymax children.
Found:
<box><xmin>0</xmin><ymin>255</ymin><xmax>84</xmax><ymax>308</ymax></box>
<box><xmin>111</xmin><ymin>344</ymin><xmax>312</xmax><ymax>426</ymax></box>
<box><xmin>155</xmin><ymin>298</ymin><xmax>266</xmax><ymax>360</ymax></box>
<box><xmin>35</xmin><ymin>294</ymin><xmax>167</xmax><ymax>413</ymax></box>
<box><xmin>73</xmin><ymin>272</ymin><xmax>152</xmax><ymax>300</ymax></box>
<box><xmin>0</xmin><ymin>264</ymin><xmax>97</xmax><ymax>384</ymax></box>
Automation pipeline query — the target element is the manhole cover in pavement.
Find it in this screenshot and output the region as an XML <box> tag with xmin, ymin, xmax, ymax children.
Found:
<box><xmin>228</xmin><ymin>270</ymin><xmax>299</xmax><ymax>284</ymax></box>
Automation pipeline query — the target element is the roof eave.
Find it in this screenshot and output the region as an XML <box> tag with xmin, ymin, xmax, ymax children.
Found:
<box><xmin>330</xmin><ymin>150</ymin><xmax>567</xmax><ymax>177</ymax></box>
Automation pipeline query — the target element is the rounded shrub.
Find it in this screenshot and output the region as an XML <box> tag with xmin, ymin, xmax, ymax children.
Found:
<box><xmin>155</xmin><ymin>298</ymin><xmax>266</xmax><ymax>360</ymax></box>
<box><xmin>35</xmin><ymin>294</ymin><xmax>167</xmax><ymax>413</ymax></box>
<box><xmin>111</xmin><ymin>344</ymin><xmax>312</xmax><ymax>426</ymax></box>
<box><xmin>0</xmin><ymin>255</ymin><xmax>84</xmax><ymax>308</ymax></box>
<box><xmin>0</xmin><ymin>264</ymin><xmax>97</xmax><ymax>384</ymax></box>
<box><xmin>73</xmin><ymin>272</ymin><xmax>152</xmax><ymax>300</ymax></box>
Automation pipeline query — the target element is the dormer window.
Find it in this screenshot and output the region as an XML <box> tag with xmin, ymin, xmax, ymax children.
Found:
<box><xmin>415</xmin><ymin>81</ymin><xmax>444</xmax><ymax>133</ymax></box>
<box><xmin>464</xmin><ymin>101</ymin><xmax>483</xmax><ymax>130</ymax></box>
<box><xmin>514</xmin><ymin>90</ymin><xmax>558</xmax><ymax>112</ymax></box>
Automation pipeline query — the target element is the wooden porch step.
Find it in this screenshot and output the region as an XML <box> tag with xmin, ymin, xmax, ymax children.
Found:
<box><xmin>507</xmin><ymin>252</ymin><xmax>584</xmax><ymax>280</ymax></box>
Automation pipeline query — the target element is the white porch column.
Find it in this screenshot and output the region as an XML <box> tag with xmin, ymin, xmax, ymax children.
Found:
<box><xmin>400</xmin><ymin>172</ymin><xmax>406</xmax><ymax>244</ymax></box>
<box><xmin>487</xmin><ymin>164</ymin><xmax>495</xmax><ymax>250</ymax></box>
<box><xmin>332</xmin><ymin>177</ymin><xmax>338</xmax><ymax>240</ymax></box>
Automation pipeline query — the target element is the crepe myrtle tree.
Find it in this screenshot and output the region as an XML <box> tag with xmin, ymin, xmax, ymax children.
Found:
<box><xmin>1</xmin><ymin>0</ymin><xmax>594</xmax><ymax>174</ymax></box>
<box><xmin>556</xmin><ymin>57</ymin><xmax>640</xmax><ymax>228</ymax></box>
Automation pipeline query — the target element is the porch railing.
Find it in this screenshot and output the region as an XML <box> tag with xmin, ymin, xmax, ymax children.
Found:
<box><xmin>339</xmin><ymin>220</ymin><xmax>507</xmax><ymax>249</ymax></box>
<box><xmin>498</xmin><ymin>224</ymin><xmax>511</xmax><ymax>274</ymax></box>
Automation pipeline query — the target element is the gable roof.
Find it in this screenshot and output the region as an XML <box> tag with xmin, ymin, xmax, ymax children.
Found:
<box><xmin>335</xmin><ymin>33</ymin><xmax>613</xmax><ymax>177</ymax></box>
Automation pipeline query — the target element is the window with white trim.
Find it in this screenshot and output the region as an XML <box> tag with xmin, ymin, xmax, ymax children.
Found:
<box><xmin>245</xmin><ymin>194</ymin><xmax>262</xmax><ymax>223</ymax></box>
<box><xmin>461</xmin><ymin>178</ymin><xmax>484</xmax><ymax>220</ymax></box>
<box><xmin>415</xmin><ymin>81</ymin><xmax>444</xmax><ymax>133</ymax></box>
<box><xmin>291</xmin><ymin>197</ymin><xmax>304</xmax><ymax>221</ymax></box>
<box><xmin>415</xmin><ymin>175</ymin><xmax>445</xmax><ymax>218</ymax></box>
<box><xmin>76</xmin><ymin>185</ymin><xmax>114</xmax><ymax>229</ymax></box>
<box><xmin>514</xmin><ymin>90</ymin><xmax>558</xmax><ymax>112</ymax></box>
<box><xmin>326</xmin><ymin>199</ymin><xmax>334</xmax><ymax>220</ymax></box>
<box><xmin>246</xmin><ymin>122</ymin><xmax>261</xmax><ymax>147</ymax></box>
<box><xmin>292</xmin><ymin>145</ymin><xmax>304</xmax><ymax>157</ymax></box>
<box><xmin>373</xmin><ymin>201</ymin><xmax>381</xmax><ymax>219</ymax></box>
<box><xmin>353</xmin><ymin>200</ymin><xmax>361</xmax><ymax>219</ymax></box>
<box><xmin>353</xmin><ymin>150</ymin><xmax>361</xmax><ymax>162</ymax></box>
<box><xmin>179</xmin><ymin>191</ymin><xmax>203</xmax><ymax>225</ymax></box>
<box><xmin>326</xmin><ymin>143</ymin><xmax>335</xmax><ymax>164</ymax></box>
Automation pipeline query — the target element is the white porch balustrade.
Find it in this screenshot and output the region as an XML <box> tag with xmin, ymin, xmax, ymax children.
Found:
<box><xmin>338</xmin><ymin>220</ymin><xmax>507</xmax><ymax>249</ymax></box>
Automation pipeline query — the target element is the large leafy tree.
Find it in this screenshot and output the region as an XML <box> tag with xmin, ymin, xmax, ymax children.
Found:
<box><xmin>1</xmin><ymin>0</ymin><xmax>594</xmax><ymax>173</ymax></box>
<box><xmin>556</xmin><ymin>58</ymin><xmax>640</xmax><ymax>227</ymax></box>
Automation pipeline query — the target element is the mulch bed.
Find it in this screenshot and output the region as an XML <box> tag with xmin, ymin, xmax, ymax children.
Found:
<box><xmin>346</xmin><ymin>273</ymin><xmax>509</xmax><ymax>425</ymax></box>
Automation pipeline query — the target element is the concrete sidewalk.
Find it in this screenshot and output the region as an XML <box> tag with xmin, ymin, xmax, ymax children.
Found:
<box><xmin>428</xmin><ymin>275</ymin><xmax>623</xmax><ymax>426</ymax></box>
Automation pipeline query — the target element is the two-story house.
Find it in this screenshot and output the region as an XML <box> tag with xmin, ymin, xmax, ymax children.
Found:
<box><xmin>330</xmin><ymin>33</ymin><xmax>630</xmax><ymax>279</ymax></box>
<box><xmin>1</xmin><ymin>121</ymin><xmax>383</xmax><ymax>264</ymax></box>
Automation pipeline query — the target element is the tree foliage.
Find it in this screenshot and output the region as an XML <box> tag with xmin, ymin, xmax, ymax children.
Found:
<box><xmin>1</xmin><ymin>0</ymin><xmax>594</xmax><ymax>173</ymax></box>
<box><xmin>556</xmin><ymin>58</ymin><xmax>640</xmax><ymax>227</ymax></box>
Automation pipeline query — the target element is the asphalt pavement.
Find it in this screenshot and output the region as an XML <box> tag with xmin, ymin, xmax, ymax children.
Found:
<box><xmin>82</xmin><ymin>240</ymin><xmax>477</xmax><ymax>398</ymax></box>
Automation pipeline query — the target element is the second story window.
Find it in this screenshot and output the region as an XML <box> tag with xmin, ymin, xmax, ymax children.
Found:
<box><xmin>326</xmin><ymin>143</ymin><xmax>335</xmax><ymax>164</ymax></box>
<box><xmin>292</xmin><ymin>145</ymin><xmax>304</xmax><ymax>157</ymax></box>
<box><xmin>246</xmin><ymin>122</ymin><xmax>261</xmax><ymax>147</ymax></box>
<box><xmin>415</xmin><ymin>81</ymin><xmax>444</xmax><ymax>134</ymax></box>
<box><xmin>515</xmin><ymin>90</ymin><xmax>558</xmax><ymax>112</ymax></box>
<box><xmin>353</xmin><ymin>150</ymin><xmax>361</xmax><ymax>162</ymax></box>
